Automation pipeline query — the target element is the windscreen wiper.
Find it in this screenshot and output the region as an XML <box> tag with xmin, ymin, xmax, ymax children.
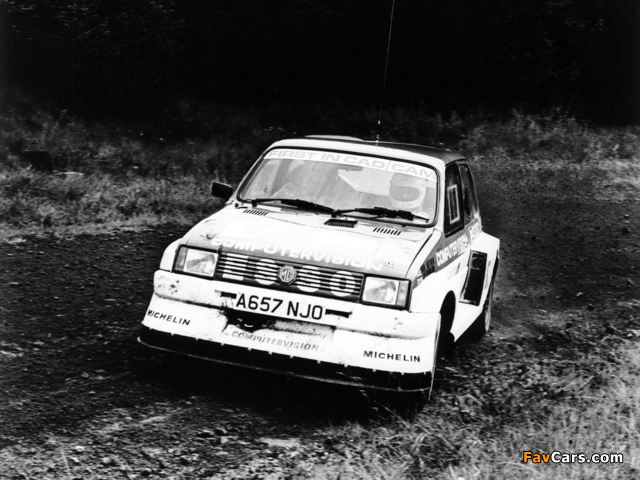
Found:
<box><xmin>333</xmin><ymin>206</ymin><xmax>429</xmax><ymax>222</ymax></box>
<box><xmin>249</xmin><ymin>198</ymin><xmax>336</xmax><ymax>215</ymax></box>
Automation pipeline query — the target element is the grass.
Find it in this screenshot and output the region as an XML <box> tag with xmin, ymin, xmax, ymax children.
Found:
<box><xmin>1</xmin><ymin>92</ymin><xmax>639</xmax><ymax>238</ymax></box>
<box><xmin>290</xmin><ymin>325</ymin><xmax>640</xmax><ymax>479</ymax></box>
<box><xmin>0</xmin><ymin>170</ymin><xmax>213</xmax><ymax>235</ymax></box>
<box><xmin>1</xmin><ymin>91</ymin><xmax>640</xmax><ymax>478</ymax></box>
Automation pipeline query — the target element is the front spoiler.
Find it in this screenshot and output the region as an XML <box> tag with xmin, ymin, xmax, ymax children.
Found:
<box><xmin>138</xmin><ymin>326</ymin><xmax>432</xmax><ymax>392</ymax></box>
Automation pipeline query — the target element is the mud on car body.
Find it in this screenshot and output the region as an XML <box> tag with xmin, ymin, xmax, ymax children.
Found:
<box><xmin>139</xmin><ymin>136</ymin><xmax>500</xmax><ymax>397</ymax></box>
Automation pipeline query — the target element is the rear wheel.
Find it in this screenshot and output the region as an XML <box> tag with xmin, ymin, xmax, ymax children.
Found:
<box><xmin>470</xmin><ymin>277</ymin><xmax>494</xmax><ymax>337</ymax></box>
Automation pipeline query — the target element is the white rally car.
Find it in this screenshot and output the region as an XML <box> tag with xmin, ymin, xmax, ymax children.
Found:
<box><xmin>139</xmin><ymin>136</ymin><xmax>499</xmax><ymax>397</ymax></box>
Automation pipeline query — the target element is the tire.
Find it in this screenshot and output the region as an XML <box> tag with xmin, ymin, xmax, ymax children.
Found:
<box><xmin>470</xmin><ymin>276</ymin><xmax>494</xmax><ymax>337</ymax></box>
<box><xmin>383</xmin><ymin>315</ymin><xmax>441</xmax><ymax>414</ymax></box>
<box><xmin>437</xmin><ymin>301</ymin><xmax>455</xmax><ymax>359</ymax></box>
<box><xmin>428</xmin><ymin>314</ymin><xmax>441</xmax><ymax>401</ymax></box>
<box><xmin>415</xmin><ymin>310</ymin><xmax>443</xmax><ymax>408</ymax></box>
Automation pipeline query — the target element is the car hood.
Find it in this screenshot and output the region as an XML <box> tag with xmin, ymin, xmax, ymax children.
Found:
<box><xmin>183</xmin><ymin>206</ymin><xmax>433</xmax><ymax>278</ymax></box>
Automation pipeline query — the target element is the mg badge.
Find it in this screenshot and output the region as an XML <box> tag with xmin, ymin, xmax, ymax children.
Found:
<box><xmin>277</xmin><ymin>265</ymin><xmax>297</xmax><ymax>285</ymax></box>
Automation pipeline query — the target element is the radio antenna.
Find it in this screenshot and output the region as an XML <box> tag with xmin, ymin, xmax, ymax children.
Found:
<box><xmin>376</xmin><ymin>0</ymin><xmax>396</xmax><ymax>144</ymax></box>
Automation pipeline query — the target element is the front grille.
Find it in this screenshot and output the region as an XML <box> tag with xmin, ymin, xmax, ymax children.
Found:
<box><xmin>215</xmin><ymin>252</ymin><xmax>364</xmax><ymax>302</ymax></box>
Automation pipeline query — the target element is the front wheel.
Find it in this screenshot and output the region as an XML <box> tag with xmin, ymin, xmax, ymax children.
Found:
<box><xmin>383</xmin><ymin>315</ymin><xmax>441</xmax><ymax>414</ymax></box>
<box><xmin>427</xmin><ymin>314</ymin><xmax>441</xmax><ymax>401</ymax></box>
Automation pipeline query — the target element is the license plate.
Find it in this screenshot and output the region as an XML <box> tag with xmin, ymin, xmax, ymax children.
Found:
<box><xmin>234</xmin><ymin>293</ymin><xmax>324</xmax><ymax>321</ymax></box>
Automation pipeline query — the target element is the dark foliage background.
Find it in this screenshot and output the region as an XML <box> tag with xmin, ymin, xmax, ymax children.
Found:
<box><xmin>2</xmin><ymin>0</ymin><xmax>638</xmax><ymax>123</ymax></box>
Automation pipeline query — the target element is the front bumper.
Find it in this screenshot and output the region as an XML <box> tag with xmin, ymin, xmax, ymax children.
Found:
<box><xmin>139</xmin><ymin>326</ymin><xmax>432</xmax><ymax>391</ymax></box>
<box><xmin>139</xmin><ymin>271</ymin><xmax>439</xmax><ymax>392</ymax></box>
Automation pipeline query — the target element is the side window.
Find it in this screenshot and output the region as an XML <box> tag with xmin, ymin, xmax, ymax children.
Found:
<box><xmin>447</xmin><ymin>185</ymin><xmax>460</xmax><ymax>223</ymax></box>
<box><xmin>459</xmin><ymin>164</ymin><xmax>479</xmax><ymax>224</ymax></box>
<box><xmin>444</xmin><ymin>164</ymin><xmax>464</xmax><ymax>236</ymax></box>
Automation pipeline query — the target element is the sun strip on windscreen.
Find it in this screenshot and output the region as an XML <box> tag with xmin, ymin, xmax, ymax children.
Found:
<box><xmin>264</xmin><ymin>149</ymin><xmax>437</xmax><ymax>182</ymax></box>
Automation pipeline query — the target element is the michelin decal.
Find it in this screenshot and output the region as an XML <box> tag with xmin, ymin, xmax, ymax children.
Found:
<box><xmin>146</xmin><ymin>309</ymin><xmax>191</xmax><ymax>326</ymax></box>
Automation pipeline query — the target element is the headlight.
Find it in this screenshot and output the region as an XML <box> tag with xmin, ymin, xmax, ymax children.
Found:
<box><xmin>362</xmin><ymin>277</ymin><xmax>409</xmax><ymax>308</ymax></box>
<box><xmin>173</xmin><ymin>246</ymin><xmax>218</xmax><ymax>278</ymax></box>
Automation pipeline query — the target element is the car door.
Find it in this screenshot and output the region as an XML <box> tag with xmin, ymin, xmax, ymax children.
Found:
<box><xmin>459</xmin><ymin>161</ymin><xmax>486</xmax><ymax>301</ymax></box>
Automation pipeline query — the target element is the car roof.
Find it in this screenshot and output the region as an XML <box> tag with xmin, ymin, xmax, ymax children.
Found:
<box><xmin>268</xmin><ymin>136</ymin><xmax>465</xmax><ymax>165</ymax></box>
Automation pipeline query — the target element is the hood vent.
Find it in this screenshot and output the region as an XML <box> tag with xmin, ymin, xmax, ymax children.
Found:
<box><xmin>373</xmin><ymin>227</ymin><xmax>401</xmax><ymax>236</ymax></box>
<box><xmin>325</xmin><ymin>219</ymin><xmax>357</xmax><ymax>228</ymax></box>
<box><xmin>243</xmin><ymin>209</ymin><xmax>268</xmax><ymax>216</ymax></box>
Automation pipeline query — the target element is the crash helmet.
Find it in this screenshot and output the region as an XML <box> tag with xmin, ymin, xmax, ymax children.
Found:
<box><xmin>389</xmin><ymin>173</ymin><xmax>427</xmax><ymax>211</ymax></box>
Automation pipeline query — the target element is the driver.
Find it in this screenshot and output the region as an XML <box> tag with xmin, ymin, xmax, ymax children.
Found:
<box><xmin>273</xmin><ymin>164</ymin><xmax>314</xmax><ymax>199</ymax></box>
<box><xmin>273</xmin><ymin>162</ymin><xmax>334</xmax><ymax>201</ymax></box>
<box><xmin>389</xmin><ymin>173</ymin><xmax>430</xmax><ymax>218</ymax></box>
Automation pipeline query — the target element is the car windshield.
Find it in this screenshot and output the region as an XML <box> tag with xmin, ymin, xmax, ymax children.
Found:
<box><xmin>238</xmin><ymin>148</ymin><xmax>438</xmax><ymax>224</ymax></box>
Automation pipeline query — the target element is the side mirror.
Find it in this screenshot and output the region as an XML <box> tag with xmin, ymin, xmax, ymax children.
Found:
<box><xmin>211</xmin><ymin>181</ymin><xmax>233</xmax><ymax>201</ymax></box>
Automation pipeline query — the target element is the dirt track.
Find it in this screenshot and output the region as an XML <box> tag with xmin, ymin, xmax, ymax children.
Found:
<box><xmin>1</xmin><ymin>171</ymin><xmax>640</xmax><ymax>479</ymax></box>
